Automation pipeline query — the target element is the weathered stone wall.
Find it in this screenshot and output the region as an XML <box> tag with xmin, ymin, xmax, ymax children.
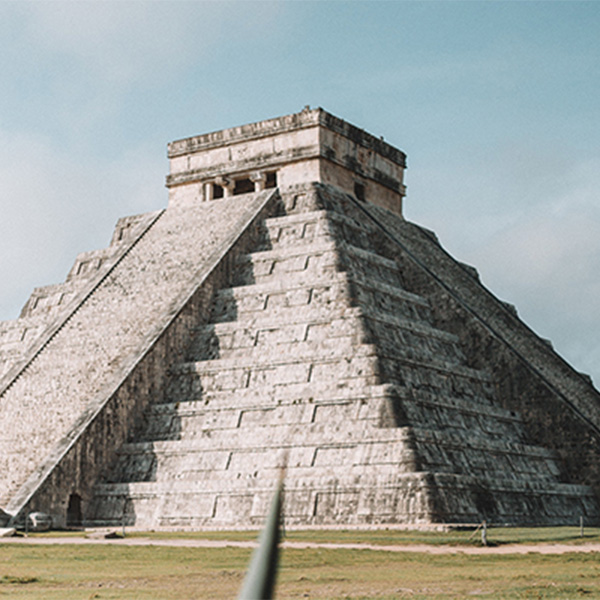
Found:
<box><xmin>166</xmin><ymin>108</ymin><xmax>406</xmax><ymax>214</ymax></box>
<box><xmin>0</xmin><ymin>212</ymin><xmax>161</xmax><ymax>384</ymax></box>
<box><xmin>357</xmin><ymin>199</ymin><xmax>600</xmax><ymax>506</ymax></box>
<box><xmin>426</xmin><ymin>293</ymin><xmax>600</xmax><ymax>497</ymax></box>
<box><xmin>276</xmin><ymin>184</ymin><xmax>600</xmax><ymax>524</ymax></box>
<box><xmin>88</xmin><ymin>186</ymin><xmax>433</xmax><ymax>528</ymax></box>
<box><xmin>86</xmin><ymin>183</ymin><xmax>598</xmax><ymax>529</ymax></box>
<box><xmin>319</xmin><ymin>160</ymin><xmax>402</xmax><ymax>215</ymax></box>
<box><xmin>1</xmin><ymin>190</ymin><xmax>280</xmax><ymax>526</ymax></box>
<box><xmin>12</xmin><ymin>212</ymin><xmax>273</xmax><ymax>526</ymax></box>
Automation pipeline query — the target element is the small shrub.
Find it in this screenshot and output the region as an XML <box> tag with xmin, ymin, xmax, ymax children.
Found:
<box><xmin>0</xmin><ymin>575</ymin><xmax>39</xmax><ymax>584</ymax></box>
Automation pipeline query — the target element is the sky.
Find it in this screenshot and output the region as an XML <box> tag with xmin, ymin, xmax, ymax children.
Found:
<box><xmin>0</xmin><ymin>0</ymin><xmax>599</xmax><ymax>385</ymax></box>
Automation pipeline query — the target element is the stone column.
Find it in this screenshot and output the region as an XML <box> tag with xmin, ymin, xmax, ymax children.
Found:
<box><xmin>203</xmin><ymin>181</ymin><xmax>213</xmax><ymax>202</ymax></box>
<box><xmin>250</xmin><ymin>171</ymin><xmax>266</xmax><ymax>192</ymax></box>
<box><xmin>216</xmin><ymin>176</ymin><xmax>234</xmax><ymax>197</ymax></box>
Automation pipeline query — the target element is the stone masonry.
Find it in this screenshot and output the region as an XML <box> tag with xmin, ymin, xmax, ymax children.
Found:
<box><xmin>1</xmin><ymin>108</ymin><xmax>599</xmax><ymax>529</ymax></box>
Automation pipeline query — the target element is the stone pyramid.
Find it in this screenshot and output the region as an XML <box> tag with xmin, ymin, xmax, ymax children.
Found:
<box><xmin>1</xmin><ymin>108</ymin><xmax>599</xmax><ymax>529</ymax></box>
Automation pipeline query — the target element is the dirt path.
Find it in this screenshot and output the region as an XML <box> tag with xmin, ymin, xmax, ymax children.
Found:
<box><xmin>2</xmin><ymin>536</ymin><xmax>600</xmax><ymax>555</ymax></box>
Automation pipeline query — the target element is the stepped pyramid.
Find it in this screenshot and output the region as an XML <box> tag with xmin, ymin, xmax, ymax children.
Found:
<box><xmin>1</xmin><ymin>108</ymin><xmax>600</xmax><ymax>529</ymax></box>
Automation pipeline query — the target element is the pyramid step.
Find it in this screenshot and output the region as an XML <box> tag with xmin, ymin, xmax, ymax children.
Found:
<box><xmin>164</xmin><ymin>374</ymin><xmax>382</xmax><ymax>404</ymax></box>
<box><xmin>217</xmin><ymin>270</ymin><xmax>427</xmax><ymax>306</ymax></box>
<box><xmin>378</xmin><ymin>354</ymin><xmax>495</xmax><ymax>400</ymax></box>
<box><xmin>108</xmin><ymin>435</ymin><xmax>418</xmax><ymax>485</ymax></box>
<box><xmin>174</xmin><ymin>341</ymin><xmax>378</xmax><ymax>373</ymax></box>
<box><xmin>337</xmin><ymin>243</ymin><xmax>407</xmax><ymax>290</ymax></box>
<box><xmin>89</xmin><ymin>471</ymin><xmax>439</xmax><ymax>528</ymax></box>
<box><xmin>187</xmin><ymin>308</ymin><xmax>365</xmax><ymax>360</ymax></box>
<box><xmin>424</xmin><ymin>472</ymin><xmax>599</xmax><ymax>525</ymax></box>
<box><xmin>194</xmin><ymin>325</ymin><xmax>466</xmax><ymax>367</ymax></box>
<box><xmin>168</xmin><ymin>344</ymin><xmax>492</xmax><ymax>399</ymax></box>
<box><xmin>211</xmin><ymin>273</ymin><xmax>352</xmax><ymax>323</ymax></box>
<box><xmin>432</xmin><ymin>471</ymin><xmax>595</xmax><ymax>497</ymax></box>
<box><xmin>114</xmin><ymin>419</ymin><xmax>557</xmax><ymax>467</ymax></box>
<box><xmin>0</xmin><ymin>349</ymin><xmax>22</xmax><ymax>379</ymax></box>
<box><xmin>233</xmin><ymin>240</ymin><xmax>339</xmax><ymax>287</ymax></box>
<box><xmin>19</xmin><ymin>240</ymin><xmax>127</xmax><ymax>321</ymax></box>
<box><xmin>168</xmin><ymin>344</ymin><xmax>380</xmax><ymax>395</ymax></box>
<box><xmin>157</xmin><ymin>382</ymin><xmax>388</xmax><ymax>408</ymax></box>
<box><xmin>0</xmin><ymin>315</ymin><xmax>50</xmax><ymax>355</ymax></box>
<box><xmin>263</xmin><ymin>208</ymin><xmax>330</xmax><ymax>228</ymax></box>
<box><xmin>238</xmin><ymin>238</ymin><xmax>337</xmax><ymax>263</ymax></box>
<box><xmin>189</xmin><ymin>334</ymin><xmax>467</xmax><ymax>380</ymax></box>
<box><xmin>387</xmin><ymin>387</ymin><xmax>526</xmax><ymax>439</ymax></box>
<box><xmin>201</xmin><ymin>305</ymin><xmax>457</xmax><ymax>345</ymax></box>
<box><xmin>119</xmin><ymin>424</ymin><xmax>413</xmax><ymax>455</ymax></box>
<box><xmin>302</xmin><ymin>206</ymin><xmax>398</xmax><ymax>263</ymax></box>
<box><xmin>139</xmin><ymin>389</ymin><xmax>527</xmax><ymax>454</ymax></box>
<box><xmin>263</xmin><ymin>208</ymin><xmax>389</xmax><ymax>273</ymax></box>
<box><xmin>168</xmin><ymin>381</ymin><xmax>388</xmax><ymax>408</ymax></box>
<box><xmin>107</xmin><ymin>456</ymin><xmax>420</xmax><ymax>487</ymax></box>
<box><xmin>141</xmin><ymin>385</ymin><xmax>523</xmax><ymax>446</ymax></box>
<box><xmin>192</xmin><ymin>302</ymin><xmax>465</xmax><ymax>366</ymax></box>
<box><xmin>89</xmin><ymin>471</ymin><xmax>597</xmax><ymax>529</ymax></box>
<box><xmin>212</xmin><ymin>272</ymin><xmax>433</xmax><ymax>325</ymax></box>
<box><xmin>96</xmin><ymin>470</ymin><xmax>429</xmax><ymax>497</ymax></box>
<box><xmin>396</xmin><ymin>386</ymin><xmax>519</xmax><ymax>418</ymax></box>
<box><xmin>235</xmin><ymin>237</ymin><xmax>406</xmax><ymax>292</ymax></box>
<box><xmin>348</xmin><ymin>276</ymin><xmax>434</xmax><ymax>322</ymax></box>
<box><xmin>360</xmin><ymin>308</ymin><xmax>458</xmax><ymax>343</ymax></box>
<box><xmin>209</xmin><ymin>296</ymin><xmax>354</xmax><ymax>338</ymax></box>
<box><xmin>94</xmin><ymin>472</ymin><xmax>593</xmax><ymax>501</ymax></box>
<box><xmin>150</xmin><ymin>383</ymin><xmax>515</xmax><ymax>427</ymax></box>
<box><xmin>193</xmin><ymin>333</ymin><xmax>361</xmax><ymax>363</ymax></box>
<box><xmin>408</xmin><ymin>427</ymin><xmax>561</xmax><ymax>483</ymax></box>
<box><xmin>200</xmin><ymin>305</ymin><xmax>364</xmax><ymax>335</ymax></box>
<box><xmin>161</xmin><ymin>382</ymin><xmax>508</xmax><ymax>422</ymax></box>
<box><xmin>170</xmin><ymin>355</ymin><xmax>380</xmax><ymax>394</ymax></box>
<box><xmin>139</xmin><ymin>398</ymin><xmax>383</xmax><ymax>443</ymax></box>
<box><xmin>110</xmin><ymin>422</ymin><xmax>561</xmax><ymax>486</ymax></box>
<box><xmin>360</xmin><ymin>315</ymin><xmax>466</xmax><ymax>366</ymax></box>
<box><xmin>18</xmin><ymin>280</ymin><xmax>86</xmax><ymax>321</ymax></box>
<box><xmin>262</xmin><ymin>209</ymin><xmax>334</xmax><ymax>248</ymax></box>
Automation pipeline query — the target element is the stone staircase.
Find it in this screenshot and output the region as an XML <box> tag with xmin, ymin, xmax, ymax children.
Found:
<box><xmin>0</xmin><ymin>191</ymin><xmax>277</xmax><ymax>523</ymax></box>
<box><xmin>88</xmin><ymin>184</ymin><xmax>598</xmax><ymax>528</ymax></box>
<box><xmin>0</xmin><ymin>214</ymin><xmax>155</xmax><ymax>380</ymax></box>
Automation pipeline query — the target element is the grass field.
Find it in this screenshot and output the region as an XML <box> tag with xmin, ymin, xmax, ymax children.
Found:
<box><xmin>1</xmin><ymin>527</ymin><xmax>599</xmax><ymax>599</ymax></box>
<box><xmin>30</xmin><ymin>525</ymin><xmax>600</xmax><ymax>546</ymax></box>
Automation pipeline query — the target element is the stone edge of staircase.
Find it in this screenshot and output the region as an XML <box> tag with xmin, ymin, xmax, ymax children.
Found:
<box><xmin>5</xmin><ymin>189</ymin><xmax>279</xmax><ymax>525</ymax></box>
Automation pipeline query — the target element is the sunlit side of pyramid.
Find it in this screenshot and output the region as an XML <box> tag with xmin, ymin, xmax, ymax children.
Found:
<box><xmin>1</xmin><ymin>108</ymin><xmax>599</xmax><ymax>529</ymax></box>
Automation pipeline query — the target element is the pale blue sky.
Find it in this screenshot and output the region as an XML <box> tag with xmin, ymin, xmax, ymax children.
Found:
<box><xmin>1</xmin><ymin>0</ymin><xmax>599</xmax><ymax>384</ymax></box>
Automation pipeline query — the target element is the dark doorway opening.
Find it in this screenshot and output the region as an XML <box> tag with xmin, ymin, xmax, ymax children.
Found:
<box><xmin>233</xmin><ymin>178</ymin><xmax>255</xmax><ymax>195</ymax></box>
<box><xmin>265</xmin><ymin>172</ymin><xmax>277</xmax><ymax>189</ymax></box>
<box><xmin>67</xmin><ymin>493</ymin><xmax>82</xmax><ymax>527</ymax></box>
<box><xmin>213</xmin><ymin>183</ymin><xmax>224</xmax><ymax>199</ymax></box>
<box><xmin>354</xmin><ymin>182</ymin><xmax>366</xmax><ymax>202</ymax></box>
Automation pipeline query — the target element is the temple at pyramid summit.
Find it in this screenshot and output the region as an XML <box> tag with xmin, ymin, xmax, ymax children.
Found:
<box><xmin>2</xmin><ymin>107</ymin><xmax>600</xmax><ymax>530</ymax></box>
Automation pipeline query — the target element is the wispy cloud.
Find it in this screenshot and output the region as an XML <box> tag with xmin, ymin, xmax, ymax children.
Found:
<box><xmin>0</xmin><ymin>0</ymin><xmax>598</xmax><ymax>386</ymax></box>
<box><xmin>414</xmin><ymin>152</ymin><xmax>600</xmax><ymax>383</ymax></box>
<box><xmin>16</xmin><ymin>2</ymin><xmax>215</xmax><ymax>84</ymax></box>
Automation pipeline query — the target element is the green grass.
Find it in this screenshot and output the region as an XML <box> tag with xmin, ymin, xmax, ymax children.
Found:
<box><xmin>2</xmin><ymin>528</ymin><xmax>599</xmax><ymax>599</ymax></box>
<box><xmin>29</xmin><ymin>524</ymin><xmax>600</xmax><ymax>546</ymax></box>
<box><xmin>281</xmin><ymin>525</ymin><xmax>600</xmax><ymax>547</ymax></box>
<box><xmin>1</xmin><ymin>542</ymin><xmax>600</xmax><ymax>599</ymax></box>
